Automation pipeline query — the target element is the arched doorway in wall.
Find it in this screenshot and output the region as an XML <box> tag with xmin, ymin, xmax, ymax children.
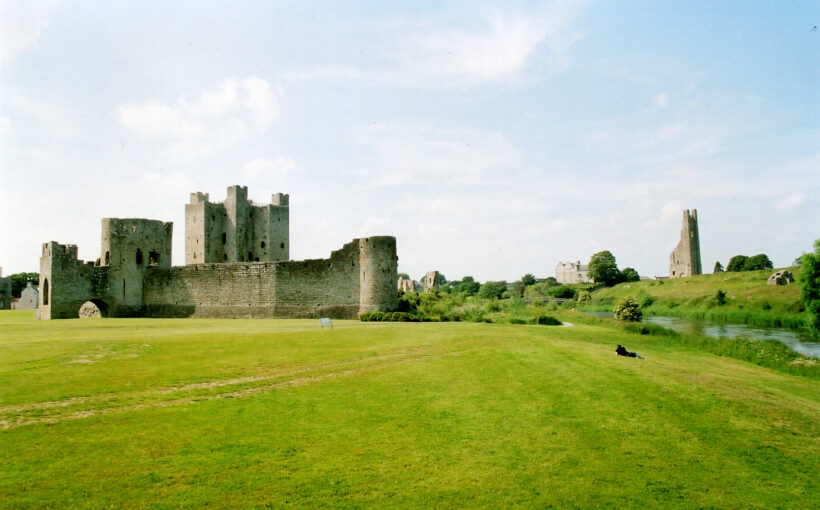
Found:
<box><xmin>78</xmin><ymin>299</ymin><xmax>108</xmax><ymax>319</ymax></box>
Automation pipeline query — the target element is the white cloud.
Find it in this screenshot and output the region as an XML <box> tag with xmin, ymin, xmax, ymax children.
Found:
<box><xmin>242</xmin><ymin>155</ymin><xmax>296</xmax><ymax>179</ymax></box>
<box><xmin>775</xmin><ymin>193</ymin><xmax>805</xmax><ymax>211</ymax></box>
<box><xmin>397</xmin><ymin>1</ymin><xmax>586</xmax><ymax>84</ymax></box>
<box><xmin>288</xmin><ymin>1</ymin><xmax>586</xmax><ymax>87</ymax></box>
<box><xmin>653</xmin><ymin>92</ymin><xmax>669</xmax><ymax>108</ymax></box>
<box><xmin>117</xmin><ymin>76</ymin><xmax>279</xmax><ymax>159</ymax></box>
<box><xmin>0</xmin><ymin>0</ymin><xmax>60</xmax><ymax>62</ymax></box>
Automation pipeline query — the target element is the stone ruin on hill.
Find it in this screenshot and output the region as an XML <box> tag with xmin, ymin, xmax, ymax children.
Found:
<box><xmin>38</xmin><ymin>185</ymin><xmax>398</xmax><ymax>320</ymax></box>
<box><xmin>669</xmin><ymin>209</ymin><xmax>702</xmax><ymax>278</ymax></box>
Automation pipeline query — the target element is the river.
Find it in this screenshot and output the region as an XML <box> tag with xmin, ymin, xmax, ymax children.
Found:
<box><xmin>584</xmin><ymin>312</ymin><xmax>820</xmax><ymax>358</ymax></box>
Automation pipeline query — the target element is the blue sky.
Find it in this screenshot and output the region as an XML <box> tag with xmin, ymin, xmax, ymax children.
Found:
<box><xmin>1</xmin><ymin>0</ymin><xmax>818</xmax><ymax>281</ymax></box>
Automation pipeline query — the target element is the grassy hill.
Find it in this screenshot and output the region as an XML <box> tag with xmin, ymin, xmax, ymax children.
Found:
<box><xmin>584</xmin><ymin>268</ymin><xmax>806</xmax><ymax>328</ymax></box>
<box><xmin>1</xmin><ymin>310</ymin><xmax>818</xmax><ymax>507</ymax></box>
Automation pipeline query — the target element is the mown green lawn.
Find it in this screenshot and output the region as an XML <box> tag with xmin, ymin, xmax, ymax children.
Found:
<box><xmin>1</xmin><ymin>310</ymin><xmax>818</xmax><ymax>508</ymax></box>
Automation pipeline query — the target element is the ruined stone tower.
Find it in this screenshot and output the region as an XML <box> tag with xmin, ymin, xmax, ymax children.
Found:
<box><xmin>185</xmin><ymin>185</ymin><xmax>289</xmax><ymax>264</ymax></box>
<box><xmin>669</xmin><ymin>209</ymin><xmax>701</xmax><ymax>278</ymax></box>
<box><xmin>39</xmin><ymin>218</ymin><xmax>172</xmax><ymax>319</ymax></box>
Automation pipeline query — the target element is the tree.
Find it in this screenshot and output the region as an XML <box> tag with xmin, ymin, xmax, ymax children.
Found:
<box><xmin>588</xmin><ymin>251</ymin><xmax>621</xmax><ymax>287</ymax></box>
<box><xmin>621</xmin><ymin>267</ymin><xmax>640</xmax><ymax>282</ymax></box>
<box><xmin>456</xmin><ymin>276</ymin><xmax>480</xmax><ymax>296</ymax></box>
<box><xmin>613</xmin><ymin>297</ymin><xmax>642</xmax><ymax>322</ymax></box>
<box><xmin>10</xmin><ymin>272</ymin><xmax>39</xmax><ymax>298</ymax></box>
<box><xmin>726</xmin><ymin>255</ymin><xmax>748</xmax><ymax>272</ymax></box>
<box><xmin>397</xmin><ymin>273</ymin><xmax>410</xmax><ymax>280</ymax></box>
<box><xmin>798</xmin><ymin>239</ymin><xmax>820</xmax><ymax>335</ymax></box>
<box><xmin>743</xmin><ymin>254</ymin><xmax>773</xmax><ymax>271</ymax></box>
<box><xmin>509</xmin><ymin>280</ymin><xmax>526</xmax><ymax>298</ymax></box>
<box><xmin>478</xmin><ymin>281</ymin><xmax>507</xmax><ymax>300</ymax></box>
<box><xmin>521</xmin><ymin>274</ymin><xmax>536</xmax><ymax>286</ymax></box>
<box><xmin>714</xmin><ymin>261</ymin><xmax>724</xmax><ymax>273</ymax></box>
<box><xmin>543</xmin><ymin>276</ymin><xmax>558</xmax><ymax>287</ymax></box>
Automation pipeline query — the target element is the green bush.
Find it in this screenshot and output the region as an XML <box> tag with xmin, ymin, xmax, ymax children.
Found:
<box><xmin>715</xmin><ymin>290</ymin><xmax>727</xmax><ymax>306</ymax></box>
<box><xmin>359</xmin><ymin>311</ymin><xmax>420</xmax><ymax>322</ymax></box>
<box><xmin>549</xmin><ymin>285</ymin><xmax>576</xmax><ymax>299</ymax></box>
<box><xmin>577</xmin><ymin>290</ymin><xmax>591</xmax><ymax>304</ymax></box>
<box><xmin>478</xmin><ymin>281</ymin><xmax>507</xmax><ymax>300</ymax></box>
<box><xmin>613</xmin><ymin>297</ymin><xmax>642</xmax><ymax>322</ymax></box>
<box><xmin>534</xmin><ymin>315</ymin><xmax>561</xmax><ymax>326</ymax></box>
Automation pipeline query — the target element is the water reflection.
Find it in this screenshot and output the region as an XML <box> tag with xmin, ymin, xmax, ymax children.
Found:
<box><xmin>584</xmin><ymin>311</ymin><xmax>820</xmax><ymax>358</ymax></box>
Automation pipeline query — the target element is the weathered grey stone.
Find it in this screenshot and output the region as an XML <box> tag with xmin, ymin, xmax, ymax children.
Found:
<box><xmin>767</xmin><ymin>270</ymin><xmax>794</xmax><ymax>286</ymax></box>
<box><xmin>186</xmin><ymin>185</ymin><xmax>289</xmax><ymax>264</ymax></box>
<box><xmin>397</xmin><ymin>276</ymin><xmax>418</xmax><ymax>292</ymax></box>
<box><xmin>422</xmin><ymin>271</ymin><xmax>442</xmax><ymax>293</ymax></box>
<box><xmin>39</xmin><ymin>188</ymin><xmax>398</xmax><ymax>320</ymax></box>
<box><xmin>669</xmin><ymin>209</ymin><xmax>702</xmax><ymax>278</ymax></box>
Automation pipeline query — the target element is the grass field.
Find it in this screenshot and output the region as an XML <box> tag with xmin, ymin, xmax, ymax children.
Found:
<box><xmin>584</xmin><ymin>268</ymin><xmax>808</xmax><ymax>329</ymax></box>
<box><xmin>1</xmin><ymin>310</ymin><xmax>818</xmax><ymax>508</ymax></box>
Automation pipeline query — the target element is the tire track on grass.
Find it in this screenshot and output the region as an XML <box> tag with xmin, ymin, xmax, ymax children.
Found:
<box><xmin>0</xmin><ymin>347</ymin><xmax>467</xmax><ymax>430</ymax></box>
<box><xmin>0</xmin><ymin>347</ymin><xmax>432</xmax><ymax>414</ymax></box>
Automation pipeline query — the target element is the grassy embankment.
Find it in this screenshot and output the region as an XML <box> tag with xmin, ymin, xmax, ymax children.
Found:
<box><xmin>1</xmin><ymin>310</ymin><xmax>818</xmax><ymax>508</ymax></box>
<box><xmin>583</xmin><ymin>268</ymin><xmax>807</xmax><ymax>329</ymax></box>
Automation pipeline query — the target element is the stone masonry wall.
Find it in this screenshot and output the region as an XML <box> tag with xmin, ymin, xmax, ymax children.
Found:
<box><xmin>39</xmin><ymin>242</ymin><xmax>110</xmax><ymax>319</ymax></box>
<box><xmin>144</xmin><ymin>236</ymin><xmax>397</xmax><ymax>319</ymax></box>
<box><xmin>185</xmin><ymin>185</ymin><xmax>289</xmax><ymax>265</ymax></box>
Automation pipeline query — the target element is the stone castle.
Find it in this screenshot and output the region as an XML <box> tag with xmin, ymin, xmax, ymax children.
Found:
<box><xmin>669</xmin><ymin>209</ymin><xmax>701</xmax><ymax>278</ymax></box>
<box><xmin>39</xmin><ymin>186</ymin><xmax>398</xmax><ymax>320</ymax></box>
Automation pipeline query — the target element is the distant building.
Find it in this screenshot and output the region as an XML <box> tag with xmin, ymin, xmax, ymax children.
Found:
<box><xmin>13</xmin><ymin>282</ymin><xmax>39</xmax><ymax>309</ymax></box>
<box><xmin>0</xmin><ymin>268</ymin><xmax>11</xmax><ymax>310</ymax></box>
<box><xmin>422</xmin><ymin>271</ymin><xmax>443</xmax><ymax>293</ymax></box>
<box><xmin>397</xmin><ymin>276</ymin><xmax>419</xmax><ymax>293</ymax></box>
<box><xmin>555</xmin><ymin>261</ymin><xmax>591</xmax><ymax>284</ymax></box>
<box><xmin>669</xmin><ymin>209</ymin><xmax>702</xmax><ymax>278</ymax></box>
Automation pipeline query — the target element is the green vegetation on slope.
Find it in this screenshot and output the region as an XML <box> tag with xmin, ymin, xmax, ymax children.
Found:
<box><xmin>0</xmin><ymin>310</ymin><xmax>818</xmax><ymax>508</ymax></box>
<box><xmin>584</xmin><ymin>269</ymin><xmax>806</xmax><ymax>329</ymax></box>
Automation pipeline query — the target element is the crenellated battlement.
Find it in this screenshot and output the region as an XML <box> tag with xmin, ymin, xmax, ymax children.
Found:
<box><xmin>39</xmin><ymin>187</ymin><xmax>397</xmax><ymax>320</ymax></box>
<box><xmin>185</xmin><ymin>185</ymin><xmax>290</xmax><ymax>265</ymax></box>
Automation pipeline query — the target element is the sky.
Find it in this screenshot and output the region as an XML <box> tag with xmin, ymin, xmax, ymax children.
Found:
<box><xmin>1</xmin><ymin>0</ymin><xmax>818</xmax><ymax>282</ymax></box>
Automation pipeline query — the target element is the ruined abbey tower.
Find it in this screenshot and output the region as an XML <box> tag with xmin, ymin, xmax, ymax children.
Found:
<box><xmin>185</xmin><ymin>185</ymin><xmax>289</xmax><ymax>264</ymax></box>
<box><xmin>669</xmin><ymin>209</ymin><xmax>702</xmax><ymax>278</ymax></box>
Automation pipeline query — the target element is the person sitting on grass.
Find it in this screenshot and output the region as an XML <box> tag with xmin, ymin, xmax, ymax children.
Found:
<box><xmin>616</xmin><ymin>344</ymin><xmax>642</xmax><ymax>359</ymax></box>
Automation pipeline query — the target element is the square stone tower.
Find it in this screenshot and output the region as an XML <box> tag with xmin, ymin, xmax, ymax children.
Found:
<box><xmin>669</xmin><ymin>209</ymin><xmax>701</xmax><ymax>278</ymax></box>
<box><xmin>185</xmin><ymin>185</ymin><xmax>289</xmax><ymax>264</ymax></box>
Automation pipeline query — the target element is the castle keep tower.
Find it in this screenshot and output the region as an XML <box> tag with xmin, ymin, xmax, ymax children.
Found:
<box><xmin>185</xmin><ymin>185</ymin><xmax>289</xmax><ymax>264</ymax></box>
<box><xmin>669</xmin><ymin>209</ymin><xmax>701</xmax><ymax>278</ymax></box>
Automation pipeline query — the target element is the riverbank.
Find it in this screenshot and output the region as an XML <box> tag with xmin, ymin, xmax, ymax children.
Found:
<box><xmin>584</xmin><ymin>268</ymin><xmax>807</xmax><ymax>330</ymax></box>
<box><xmin>564</xmin><ymin>310</ymin><xmax>818</xmax><ymax>378</ymax></box>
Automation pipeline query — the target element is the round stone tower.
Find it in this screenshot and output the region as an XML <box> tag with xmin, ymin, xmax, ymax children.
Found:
<box><xmin>358</xmin><ymin>236</ymin><xmax>398</xmax><ymax>314</ymax></box>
